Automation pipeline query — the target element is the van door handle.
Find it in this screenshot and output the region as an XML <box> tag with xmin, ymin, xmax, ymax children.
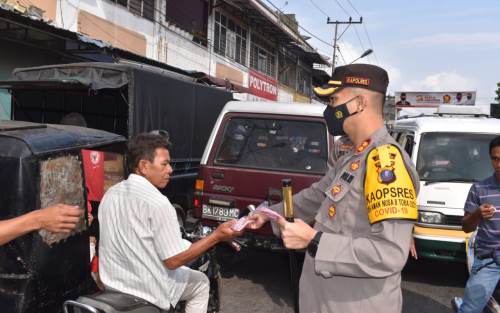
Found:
<box><xmin>212</xmin><ymin>172</ymin><xmax>224</xmax><ymax>179</ymax></box>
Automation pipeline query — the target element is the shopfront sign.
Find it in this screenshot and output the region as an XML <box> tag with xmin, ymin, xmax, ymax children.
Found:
<box><xmin>249</xmin><ymin>70</ymin><xmax>278</xmax><ymax>101</ymax></box>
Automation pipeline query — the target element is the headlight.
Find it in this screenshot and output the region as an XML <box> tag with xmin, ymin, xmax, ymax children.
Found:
<box><xmin>418</xmin><ymin>211</ymin><xmax>444</xmax><ymax>224</ymax></box>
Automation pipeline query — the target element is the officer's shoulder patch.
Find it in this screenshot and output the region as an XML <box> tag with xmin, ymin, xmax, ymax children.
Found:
<box><xmin>364</xmin><ymin>144</ymin><xmax>417</xmax><ymax>224</ymax></box>
<box><xmin>368</xmin><ymin>144</ymin><xmax>399</xmax><ymax>185</ymax></box>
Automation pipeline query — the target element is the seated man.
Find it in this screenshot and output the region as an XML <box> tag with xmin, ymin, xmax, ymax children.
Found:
<box><xmin>98</xmin><ymin>133</ymin><xmax>242</xmax><ymax>313</ymax></box>
<box><xmin>453</xmin><ymin>136</ymin><xmax>500</xmax><ymax>313</ymax></box>
<box><xmin>0</xmin><ymin>203</ymin><xmax>83</xmax><ymax>246</ymax></box>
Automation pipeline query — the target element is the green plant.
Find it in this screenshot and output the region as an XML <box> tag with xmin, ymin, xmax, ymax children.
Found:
<box><xmin>495</xmin><ymin>82</ymin><xmax>500</xmax><ymax>103</ymax></box>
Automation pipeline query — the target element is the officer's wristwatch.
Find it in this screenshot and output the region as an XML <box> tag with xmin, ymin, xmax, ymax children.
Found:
<box><xmin>307</xmin><ymin>231</ymin><xmax>323</xmax><ymax>258</ymax></box>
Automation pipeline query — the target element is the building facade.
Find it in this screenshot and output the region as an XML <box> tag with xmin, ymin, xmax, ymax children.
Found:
<box><xmin>0</xmin><ymin>0</ymin><xmax>328</xmax><ymax>110</ymax></box>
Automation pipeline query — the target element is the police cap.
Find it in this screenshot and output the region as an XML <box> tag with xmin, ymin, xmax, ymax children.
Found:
<box><xmin>314</xmin><ymin>64</ymin><xmax>389</xmax><ymax>98</ymax></box>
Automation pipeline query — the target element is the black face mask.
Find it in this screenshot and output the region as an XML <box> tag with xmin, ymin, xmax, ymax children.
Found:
<box><xmin>323</xmin><ymin>96</ymin><xmax>360</xmax><ymax>136</ymax></box>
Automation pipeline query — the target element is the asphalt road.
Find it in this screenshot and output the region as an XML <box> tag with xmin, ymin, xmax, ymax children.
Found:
<box><xmin>218</xmin><ymin>248</ymin><xmax>468</xmax><ymax>313</ymax></box>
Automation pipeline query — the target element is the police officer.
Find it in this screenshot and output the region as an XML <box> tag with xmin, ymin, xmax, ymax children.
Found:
<box><xmin>248</xmin><ymin>64</ymin><xmax>419</xmax><ymax>313</ymax></box>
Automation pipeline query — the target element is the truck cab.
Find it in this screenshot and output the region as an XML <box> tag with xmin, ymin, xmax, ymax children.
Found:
<box><xmin>392</xmin><ymin>105</ymin><xmax>500</xmax><ymax>262</ymax></box>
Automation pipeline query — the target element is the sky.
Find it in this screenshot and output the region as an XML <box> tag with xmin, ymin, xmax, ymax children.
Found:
<box><xmin>270</xmin><ymin>0</ymin><xmax>500</xmax><ymax>105</ymax></box>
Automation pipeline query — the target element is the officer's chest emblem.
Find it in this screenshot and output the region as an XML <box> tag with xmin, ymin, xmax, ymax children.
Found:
<box><xmin>350</xmin><ymin>160</ymin><xmax>361</xmax><ymax>171</ymax></box>
<box><xmin>328</xmin><ymin>205</ymin><xmax>336</xmax><ymax>218</ymax></box>
<box><xmin>331</xmin><ymin>184</ymin><xmax>342</xmax><ymax>196</ymax></box>
<box><xmin>356</xmin><ymin>139</ymin><xmax>371</xmax><ymax>154</ymax></box>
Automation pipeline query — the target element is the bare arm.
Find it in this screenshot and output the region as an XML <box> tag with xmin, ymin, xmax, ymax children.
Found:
<box><xmin>163</xmin><ymin>220</ymin><xmax>242</xmax><ymax>270</ymax></box>
<box><xmin>0</xmin><ymin>204</ymin><xmax>83</xmax><ymax>246</ymax></box>
<box><xmin>0</xmin><ymin>211</ymin><xmax>40</xmax><ymax>245</ymax></box>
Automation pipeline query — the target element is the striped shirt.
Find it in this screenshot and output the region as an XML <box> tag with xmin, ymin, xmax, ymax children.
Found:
<box><xmin>464</xmin><ymin>174</ymin><xmax>500</xmax><ymax>254</ymax></box>
<box><xmin>98</xmin><ymin>174</ymin><xmax>191</xmax><ymax>310</ymax></box>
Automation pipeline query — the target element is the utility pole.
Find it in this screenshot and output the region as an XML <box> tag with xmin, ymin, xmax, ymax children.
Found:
<box><xmin>327</xmin><ymin>17</ymin><xmax>363</xmax><ymax>75</ymax></box>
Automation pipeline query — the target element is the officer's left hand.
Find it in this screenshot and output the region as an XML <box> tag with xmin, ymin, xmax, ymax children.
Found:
<box><xmin>277</xmin><ymin>217</ymin><xmax>317</xmax><ymax>249</ymax></box>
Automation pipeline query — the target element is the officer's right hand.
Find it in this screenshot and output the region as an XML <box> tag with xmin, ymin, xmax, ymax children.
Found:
<box><xmin>246</xmin><ymin>212</ymin><xmax>269</xmax><ymax>230</ymax></box>
<box><xmin>478</xmin><ymin>204</ymin><xmax>496</xmax><ymax>220</ymax></box>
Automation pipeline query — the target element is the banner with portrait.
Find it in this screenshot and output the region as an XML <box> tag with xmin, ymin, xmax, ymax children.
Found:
<box><xmin>395</xmin><ymin>91</ymin><xmax>476</xmax><ymax>107</ymax></box>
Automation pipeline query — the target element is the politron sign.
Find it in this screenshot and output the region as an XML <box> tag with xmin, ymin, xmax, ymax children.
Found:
<box><xmin>249</xmin><ymin>70</ymin><xmax>278</xmax><ymax>101</ymax></box>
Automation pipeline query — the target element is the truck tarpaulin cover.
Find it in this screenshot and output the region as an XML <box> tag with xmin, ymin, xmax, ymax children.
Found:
<box><xmin>130</xmin><ymin>68</ymin><xmax>231</xmax><ymax>159</ymax></box>
<box><xmin>11</xmin><ymin>63</ymin><xmax>129</xmax><ymax>90</ymax></box>
<box><xmin>9</xmin><ymin>62</ymin><xmax>233</xmax><ymax>161</ymax></box>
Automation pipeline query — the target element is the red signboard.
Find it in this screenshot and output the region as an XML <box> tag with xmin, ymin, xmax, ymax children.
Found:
<box><xmin>82</xmin><ymin>149</ymin><xmax>105</xmax><ymax>212</ymax></box>
<box><xmin>249</xmin><ymin>70</ymin><xmax>278</xmax><ymax>101</ymax></box>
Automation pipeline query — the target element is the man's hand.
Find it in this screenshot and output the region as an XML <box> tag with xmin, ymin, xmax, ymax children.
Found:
<box><xmin>246</xmin><ymin>212</ymin><xmax>270</xmax><ymax>230</ymax></box>
<box><xmin>35</xmin><ymin>204</ymin><xmax>83</xmax><ymax>233</ymax></box>
<box><xmin>164</xmin><ymin>220</ymin><xmax>243</xmax><ymax>270</ymax></box>
<box><xmin>213</xmin><ymin>220</ymin><xmax>244</xmax><ymax>241</ymax></box>
<box><xmin>463</xmin><ymin>203</ymin><xmax>496</xmax><ymax>233</ymax></box>
<box><xmin>410</xmin><ymin>237</ymin><xmax>418</xmax><ymax>260</ymax></box>
<box><xmin>477</xmin><ymin>204</ymin><xmax>496</xmax><ymax>220</ymax></box>
<box><xmin>277</xmin><ymin>218</ymin><xmax>317</xmax><ymax>249</ymax></box>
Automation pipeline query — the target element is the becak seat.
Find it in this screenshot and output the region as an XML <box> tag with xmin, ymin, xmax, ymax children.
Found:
<box><xmin>63</xmin><ymin>290</ymin><xmax>166</xmax><ymax>313</ymax></box>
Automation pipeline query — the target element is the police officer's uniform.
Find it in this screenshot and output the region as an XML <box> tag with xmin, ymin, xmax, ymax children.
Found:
<box><xmin>271</xmin><ymin>64</ymin><xmax>419</xmax><ymax>313</ymax></box>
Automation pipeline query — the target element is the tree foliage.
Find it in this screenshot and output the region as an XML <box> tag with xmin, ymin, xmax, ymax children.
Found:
<box><xmin>495</xmin><ymin>82</ymin><xmax>500</xmax><ymax>103</ymax></box>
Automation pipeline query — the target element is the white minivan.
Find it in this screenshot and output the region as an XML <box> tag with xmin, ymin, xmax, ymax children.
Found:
<box><xmin>392</xmin><ymin>105</ymin><xmax>500</xmax><ymax>262</ymax></box>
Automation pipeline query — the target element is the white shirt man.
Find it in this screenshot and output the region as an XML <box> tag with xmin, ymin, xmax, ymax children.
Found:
<box><xmin>98</xmin><ymin>133</ymin><xmax>241</xmax><ymax>312</ymax></box>
<box><xmin>99</xmin><ymin>173</ymin><xmax>193</xmax><ymax>308</ymax></box>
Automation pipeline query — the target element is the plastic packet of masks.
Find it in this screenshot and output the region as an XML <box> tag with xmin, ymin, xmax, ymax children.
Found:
<box><xmin>231</xmin><ymin>201</ymin><xmax>282</xmax><ymax>231</ymax></box>
<box><xmin>254</xmin><ymin>201</ymin><xmax>282</xmax><ymax>221</ymax></box>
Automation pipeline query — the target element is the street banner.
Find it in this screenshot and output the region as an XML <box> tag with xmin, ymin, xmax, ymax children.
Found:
<box><xmin>395</xmin><ymin>91</ymin><xmax>476</xmax><ymax>107</ymax></box>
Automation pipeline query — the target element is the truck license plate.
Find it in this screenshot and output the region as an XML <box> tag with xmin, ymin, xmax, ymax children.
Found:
<box><xmin>202</xmin><ymin>204</ymin><xmax>239</xmax><ymax>222</ymax></box>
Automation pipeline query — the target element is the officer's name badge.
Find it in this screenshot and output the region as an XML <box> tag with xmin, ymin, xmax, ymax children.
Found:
<box><xmin>340</xmin><ymin>171</ymin><xmax>354</xmax><ymax>184</ymax></box>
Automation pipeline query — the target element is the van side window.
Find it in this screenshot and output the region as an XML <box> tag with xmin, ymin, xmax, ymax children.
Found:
<box><xmin>214</xmin><ymin>118</ymin><xmax>328</xmax><ymax>174</ymax></box>
<box><xmin>396</xmin><ymin>133</ymin><xmax>405</xmax><ymax>146</ymax></box>
<box><xmin>403</xmin><ymin>135</ymin><xmax>414</xmax><ymax>156</ymax></box>
<box><xmin>395</xmin><ymin>132</ymin><xmax>414</xmax><ymax>156</ymax></box>
<box><xmin>390</xmin><ymin>131</ymin><xmax>399</xmax><ymax>140</ymax></box>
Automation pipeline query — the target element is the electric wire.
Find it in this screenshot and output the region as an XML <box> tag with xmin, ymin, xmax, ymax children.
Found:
<box><xmin>339</xmin><ymin>0</ymin><xmax>380</xmax><ymax>64</ymax></box>
<box><xmin>264</xmin><ymin>0</ymin><xmax>335</xmax><ymax>48</ymax></box>
<box><xmin>331</xmin><ymin>0</ymin><xmax>350</xmax><ymax>17</ymax></box>
<box><xmin>309</xmin><ymin>0</ymin><xmax>330</xmax><ymax>18</ymax></box>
